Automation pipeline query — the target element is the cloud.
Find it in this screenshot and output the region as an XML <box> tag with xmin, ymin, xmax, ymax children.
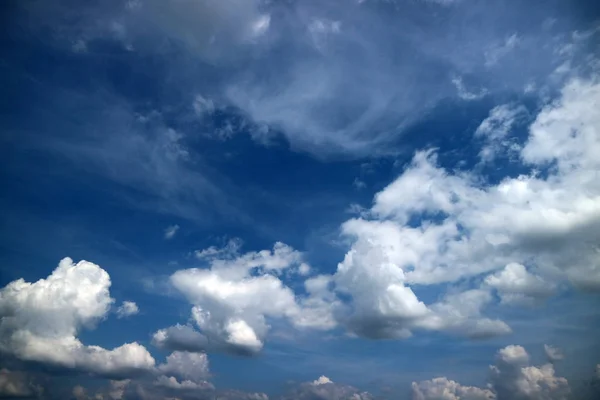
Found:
<box><xmin>116</xmin><ymin>301</ymin><xmax>140</xmax><ymax>319</ymax></box>
<box><xmin>11</xmin><ymin>0</ymin><xmax>600</xmax><ymax>161</ymax></box>
<box><xmin>411</xmin><ymin>377</ymin><xmax>495</xmax><ymax>400</ymax></box>
<box><xmin>475</xmin><ymin>104</ymin><xmax>529</xmax><ymax>163</ymax></box>
<box><xmin>20</xmin><ymin>91</ymin><xmax>242</xmax><ymax>224</ymax></box>
<box><xmin>154</xmin><ymin>242</ymin><xmax>322</xmax><ymax>356</ymax></box>
<box><xmin>164</xmin><ymin>225</ymin><xmax>180</xmax><ymax>240</ymax></box>
<box><xmin>73</xmin><ymin>380</ymin><xmax>131</xmax><ymax>400</ymax></box>
<box><xmin>151</xmin><ymin>73</ymin><xmax>600</xmax><ymax>347</ymax></box>
<box><xmin>287</xmin><ymin>72</ymin><xmax>600</xmax><ymax>340</ymax></box>
<box><xmin>490</xmin><ymin>346</ymin><xmax>570</xmax><ymax>400</ymax></box>
<box><xmin>157</xmin><ymin>351</ymin><xmax>210</xmax><ymax>383</ymax></box>
<box><xmin>451</xmin><ymin>76</ymin><xmax>488</xmax><ymax>100</ymax></box>
<box><xmin>485</xmin><ymin>33</ymin><xmax>521</xmax><ymax>67</ymax></box>
<box><xmin>362</xmin><ymin>76</ymin><xmax>600</xmax><ymax>290</ymax></box>
<box><xmin>0</xmin><ymin>369</ymin><xmax>43</xmax><ymax>398</ymax></box>
<box><xmin>544</xmin><ymin>345</ymin><xmax>564</xmax><ymax>363</ymax></box>
<box><xmin>0</xmin><ymin>258</ymin><xmax>155</xmax><ymax>378</ymax></box>
<box><xmin>413</xmin><ymin>345</ymin><xmax>570</xmax><ymax>400</ymax></box>
<box><xmin>484</xmin><ymin>263</ymin><xmax>556</xmax><ymax>306</ymax></box>
<box><xmin>280</xmin><ymin>375</ymin><xmax>373</xmax><ymax>400</ymax></box>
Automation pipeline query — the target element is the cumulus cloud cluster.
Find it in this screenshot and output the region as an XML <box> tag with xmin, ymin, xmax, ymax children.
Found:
<box><xmin>153</xmin><ymin>240</ymin><xmax>332</xmax><ymax>356</ymax></box>
<box><xmin>0</xmin><ymin>257</ymin><xmax>155</xmax><ymax>378</ymax></box>
<box><xmin>327</xmin><ymin>74</ymin><xmax>600</xmax><ymax>338</ymax></box>
<box><xmin>154</xmin><ymin>73</ymin><xmax>600</xmax><ymax>348</ymax></box>
<box><xmin>412</xmin><ymin>345</ymin><xmax>570</xmax><ymax>400</ymax></box>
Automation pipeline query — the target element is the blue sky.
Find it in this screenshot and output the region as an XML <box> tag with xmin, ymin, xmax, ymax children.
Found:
<box><xmin>1</xmin><ymin>1</ymin><xmax>600</xmax><ymax>399</ymax></box>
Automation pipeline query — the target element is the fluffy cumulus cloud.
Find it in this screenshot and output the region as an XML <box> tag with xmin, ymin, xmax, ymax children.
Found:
<box><xmin>155</xmin><ymin>350</ymin><xmax>212</xmax><ymax>391</ymax></box>
<box><xmin>321</xmin><ymin>73</ymin><xmax>600</xmax><ymax>338</ymax></box>
<box><xmin>0</xmin><ymin>258</ymin><xmax>155</xmax><ymax>378</ymax></box>
<box><xmin>154</xmin><ymin>241</ymin><xmax>333</xmax><ymax>356</ymax></box>
<box><xmin>151</xmin><ymin>72</ymin><xmax>600</xmax><ymax>349</ymax></box>
<box><xmin>484</xmin><ymin>263</ymin><xmax>556</xmax><ymax>306</ymax></box>
<box><xmin>413</xmin><ymin>345</ymin><xmax>570</xmax><ymax>400</ymax></box>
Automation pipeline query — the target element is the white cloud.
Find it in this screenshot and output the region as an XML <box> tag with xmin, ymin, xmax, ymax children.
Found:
<box><xmin>366</xmin><ymin>76</ymin><xmax>600</xmax><ymax>290</ymax></box>
<box><xmin>302</xmin><ymin>74</ymin><xmax>600</xmax><ymax>340</ymax></box>
<box><xmin>154</xmin><ymin>375</ymin><xmax>214</xmax><ymax>391</ymax></box>
<box><xmin>491</xmin><ymin>346</ymin><xmax>570</xmax><ymax>400</ymax></box>
<box><xmin>413</xmin><ymin>345</ymin><xmax>570</xmax><ymax>400</ymax></box>
<box><xmin>193</xmin><ymin>95</ymin><xmax>216</xmax><ymax>116</ymax></box>
<box><xmin>155</xmin><ymin>74</ymin><xmax>600</xmax><ymax>347</ymax></box>
<box><xmin>152</xmin><ymin>324</ymin><xmax>209</xmax><ymax>353</ymax></box>
<box><xmin>411</xmin><ymin>377</ymin><xmax>495</xmax><ymax>400</ymax></box>
<box><xmin>73</xmin><ymin>380</ymin><xmax>131</xmax><ymax>400</ymax></box>
<box><xmin>155</xmin><ymin>242</ymin><xmax>327</xmax><ymax>355</ymax></box>
<box><xmin>164</xmin><ymin>225</ymin><xmax>180</xmax><ymax>240</ymax></box>
<box><xmin>485</xmin><ymin>263</ymin><xmax>556</xmax><ymax>306</ymax></box>
<box><xmin>157</xmin><ymin>351</ymin><xmax>210</xmax><ymax>382</ymax></box>
<box><xmin>281</xmin><ymin>376</ymin><xmax>373</xmax><ymax>400</ymax></box>
<box><xmin>116</xmin><ymin>301</ymin><xmax>140</xmax><ymax>318</ymax></box>
<box><xmin>544</xmin><ymin>345</ymin><xmax>564</xmax><ymax>363</ymax></box>
<box><xmin>312</xmin><ymin>376</ymin><xmax>333</xmax><ymax>385</ymax></box>
<box><xmin>153</xmin><ymin>351</ymin><xmax>214</xmax><ymax>393</ymax></box>
<box><xmin>475</xmin><ymin>104</ymin><xmax>528</xmax><ymax>163</ymax></box>
<box><xmin>0</xmin><ymin>258</ymin><xmax>155</xmax><ymax>378</ymax></box>
<box><xmin>485</xmin><ymin>33</ymin><xmax>521</xmax><ymax>67</ymax></box>
<box><xmin>452</xmin><ymin>77</ymin><xmax>488</xmax><ymax>100</ymax></box>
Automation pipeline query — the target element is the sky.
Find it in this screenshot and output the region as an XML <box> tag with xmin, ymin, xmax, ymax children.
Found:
<box><xmin>1</xmin><ymin>0</ymin><xmax>600</xmax><ymax>399</ymax></box>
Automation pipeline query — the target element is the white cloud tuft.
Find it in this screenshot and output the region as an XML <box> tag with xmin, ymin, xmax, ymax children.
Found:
<box><xmin>544</xmin><ymin>345</ymin><xmax>564</xmax><ymax>363</ymax></box>
<box><xmin>116</xmin><ymin>301</ymin><xmax>139</xmax><ymax>318</ymax></box>
<box><xmin>155</xmin><ymin>241</ymin><xmax>327</xmax><ymax>355</ymax></box>
<box><xmin>164</xmin><ymin>225</ymin><xmax>180</xmax><ymax>240</ymax></box>
<box><xmin>485</xmin><ymin>263</ymin><xmax>556</xmax><ymax>306</ymax></box>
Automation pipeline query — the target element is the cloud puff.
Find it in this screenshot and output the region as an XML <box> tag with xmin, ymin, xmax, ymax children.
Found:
<box><xmin>164</xmin><ymin>225</ymin><xmax>180</xmax><ymax>240</ymax></box>
<box><xmin>0</xmin><ymin>258</ymin><xmax>155</xmax><ymax>378</ymax></box>
<box><xmin>413</xmin><ymin>345</ymin><xmax>570</xmax><ymax>400</ymax></box>
<box><xmin>484</xmin><ymin>263</ymin><xmax>556</xmax><ymax>306</ymax></box>
<box><xmin>544</xmin><ymin>345</ymin><xmax>564</xmax><ymax>363</ymax></box>
<box><xmin>116</xmin><ymin>301</ymin><xmax>140</xmax><ymax>319</ymax></box>
<box><xmin>475</xmin><ymin>104</ymin><xmax>528</xmax><ymax>163</ymax></box>
<box><xmin>154</xmin><ymin>242</ymin><xmax>328</xmax><ymax>356</ymax></box>
<box><xmin>157</xmin><ymin>351</ymin><xmax>210</xmax><ymax>383</ymax></box>
<box><xmin>280</xmin><ymin>375</ymin><xmax>373</xmax><ymax>400</ymax></box>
